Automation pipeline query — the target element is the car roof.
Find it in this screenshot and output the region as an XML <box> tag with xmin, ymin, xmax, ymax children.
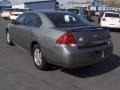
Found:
<box><xmin>30</xmin><ymin>10</ymin><xmax>73</xmax><ymax>15</ymax></box>
<box><xmin>104</xmin><ymin>12</ymin><xmax>120</xmax><ymax>14</ymax></box>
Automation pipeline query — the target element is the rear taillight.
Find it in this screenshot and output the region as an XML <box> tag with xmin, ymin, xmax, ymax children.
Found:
<box><xmin>11</xmin><ymin>13</ymin><xmax>19</xmax><ymax>16</ymax></box>
<box><xmin>102</xmin><ymin>18</ymin><xmax>106</xmax><ymax>21</ymax></box>
<box><xmin>56</xmin><ymin>32</ymin><xmax>76</xmax><ymax>45</ymax></box>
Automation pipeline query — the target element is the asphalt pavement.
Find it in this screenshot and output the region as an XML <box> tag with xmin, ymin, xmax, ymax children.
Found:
<box><xmin>0</xmin><ymin>18</ymin><xmax>120</xmax><ymax>90</ymax></box>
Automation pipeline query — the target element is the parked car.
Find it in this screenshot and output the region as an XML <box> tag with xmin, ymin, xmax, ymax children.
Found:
<box><xmin>10</xmin><ymin>8</ymin><xmax>31</xmax><ymax>20</ymax></box>
<box><xmin>1</xmin><ymin>8</ymin><xmax>15</xmax><ymax>20</ymax></box>
<box><xmin>100</xmin><ymin>12</ymin><xmax>120</xmax><ymax>29</ymax></box>
<box><xmin>6</xmin><ymin>11</ymin><xmax>113</xmax><ymax>70</ymax></box>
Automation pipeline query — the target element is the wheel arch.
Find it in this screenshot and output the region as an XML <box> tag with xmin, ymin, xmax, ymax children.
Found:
<box><xmin>31</xmin><ymin>41</ymin><xmax>39</xmax><ymax>55</ymax></box>
<box><xmin>6</xmin><ymin>28</ymin><xmax>8</xmax><ymax>33</ymax></box>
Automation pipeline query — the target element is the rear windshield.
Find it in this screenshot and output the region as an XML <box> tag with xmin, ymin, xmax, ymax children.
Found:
<box><xmin>45</xmin><ymin>12</ymin><xmax>91</xmax><ymax>27</ymax></box>
<box><xmin>105</xmin><ymin>13</ymin><xmax>120</xmax><ymax>18</ymax></box>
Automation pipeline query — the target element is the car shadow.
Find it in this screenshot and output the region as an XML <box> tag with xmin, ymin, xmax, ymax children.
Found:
<box><xmin>60</xmin><ymin>54</ymin><xmax>120</xmax><ymax>78</ymax></box>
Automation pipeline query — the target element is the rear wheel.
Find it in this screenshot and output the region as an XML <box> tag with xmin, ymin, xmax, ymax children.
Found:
<box><xmin>32</xmin><ymin>44</ymin><xmax>51</xmax><ymax>70</ymax></box>
<box><xmin>6</xmin><ymin>31</ymin><xmax>14</xmax><ymax>45</ymax></box>
<box><xmin>4</xmin><ymin>17</ymin><xmax>9</xmax><ymax>20</ymax></box>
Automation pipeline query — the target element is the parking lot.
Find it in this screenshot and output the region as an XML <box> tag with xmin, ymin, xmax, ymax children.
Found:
<box><xmin>0</xmin><ymin>17</ymin><xmax>120</xmax><ymax>90</ymax></box>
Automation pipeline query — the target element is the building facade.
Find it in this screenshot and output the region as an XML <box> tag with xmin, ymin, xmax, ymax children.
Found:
<box><xmin>12</xmin><ymin>0</ymin><xmax>58</xmax><ymax>10</ymax></box>
<box><xmin>0</xmin><ymin>0</ymin><xmax>12</xmax><ymax>12</ymax></box>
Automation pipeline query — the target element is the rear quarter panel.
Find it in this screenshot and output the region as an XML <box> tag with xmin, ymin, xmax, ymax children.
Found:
<box><xmin>39</xmin><ymin>28</ymin><xmax>65</xmax><ymax>64</ymax></box>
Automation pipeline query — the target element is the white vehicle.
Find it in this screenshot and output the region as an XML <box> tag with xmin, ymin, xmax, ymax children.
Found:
<box><xmin>100</xmin><ymin>12</ymin><xmax>120</xmax><ymax>29</ymax></box>
<box><xmin>10</xmin><ymin>8</ymin><xmax>31</xmax><ymax>20</ymax></box>
<box><xmin>1</xmin><ymin>8</ymin><xmax>15</xmax><ymax>19</ymax></box>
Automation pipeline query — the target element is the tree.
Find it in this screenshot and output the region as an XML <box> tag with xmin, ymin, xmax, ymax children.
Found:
<box><xmin>102</xmin><ymin>0</ymin><xmax>120</xmax><ymax>7</ymax></box>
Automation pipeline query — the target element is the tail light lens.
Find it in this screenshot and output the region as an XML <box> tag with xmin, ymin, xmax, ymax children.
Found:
<box><xmin>56</xmin><ymin>32</ymin><xmax>76</xmax><ymax>45</ymax></box>
<box><xmin>102</xmin><ymin>18</ymin><xmax>106</xmax><ymax>21</ymax></box>
<box><xmin>11</xmin><ymin>13</ymin><xmax>19</xmax><ymax>16</ymax></box>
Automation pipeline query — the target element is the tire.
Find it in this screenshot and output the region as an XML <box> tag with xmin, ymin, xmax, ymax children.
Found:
<box><xmin>4</xmin><ymin>17</ymin><xmax>8</xmax><ymax>20</ymax></box>
<box><xmin>32</xmin><ymin>44</ymin><xmax>51</xmax><ymax>70</ymax></box>
<box><xmin>6</xmin><ymin>31</ymin><xmax>14</xmax><ymax>45</ymax></box>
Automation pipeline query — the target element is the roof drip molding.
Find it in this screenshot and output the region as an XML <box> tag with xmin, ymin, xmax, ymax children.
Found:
<box><xmin>24</xmin><ymin>0</ymin><xmax>56</xmax><ymax>3</ymax></box>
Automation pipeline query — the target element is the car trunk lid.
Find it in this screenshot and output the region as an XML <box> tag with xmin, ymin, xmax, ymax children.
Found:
<box><xmin>106</xmin><ymin>17</ymin><xmax>120</xmax><ymax>24</ymax></box>
<box><xmin>70</xmin><ymin>26</ymin><xmax>109</xmax><ymax>48</ymax></box>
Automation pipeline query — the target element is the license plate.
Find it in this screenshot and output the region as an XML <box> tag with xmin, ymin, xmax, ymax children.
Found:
<box><xmin>109</xmin><ymin>24</ymin><xmax>115</xmax><ymax>25</ymax></box>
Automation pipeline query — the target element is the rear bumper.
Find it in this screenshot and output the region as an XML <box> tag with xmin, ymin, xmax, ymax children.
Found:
<box><xmin>102</xmin><ymin>26</ymin><xmax>120</xmax><ymax>29</ymax></box>
<box><xmin>46</xmin><ymin>42</ymin><xmax>113</xmax><ymax>68</ymax></box>
<box><xmin>101</xmin><ymin>22</ymin><xmax>120</xmax><ymax>29</ymax></box>
<box><xmin>10</xmin><ymin>16</ymin><xmax>18</xmax><ymax>20</ymax></box>
<box><xmin>1</xmin><ymin>14</ymin><xmax>10</xmax><ymax>18</ymax></box>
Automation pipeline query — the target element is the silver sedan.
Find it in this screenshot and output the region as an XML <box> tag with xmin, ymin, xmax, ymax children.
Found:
<box><xmin>6</xmin><ymin>11</ymin><xmax>113</xmax><ymax>70</ymax></box>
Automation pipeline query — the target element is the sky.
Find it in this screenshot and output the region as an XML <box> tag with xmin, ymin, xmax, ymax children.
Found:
<box><xmin>0</xmin><ymin>0</ymin><xmax>93</xmax><ymax>4</ymax></box>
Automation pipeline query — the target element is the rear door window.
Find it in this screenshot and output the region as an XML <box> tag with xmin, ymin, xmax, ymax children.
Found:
<box><xmin>105</xmin><ymin>13</ymin><xmax>120</xmax><ymax>18</ymax></box>
<box><xmin>23</xmin><ymin>13</ymin><xmax>42</xmax><ymax>27</ymax></box>
<box><xmin>15</xmin><ymin>13</ymin><xmax>27</xmax><ymax>25</ymax></box>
